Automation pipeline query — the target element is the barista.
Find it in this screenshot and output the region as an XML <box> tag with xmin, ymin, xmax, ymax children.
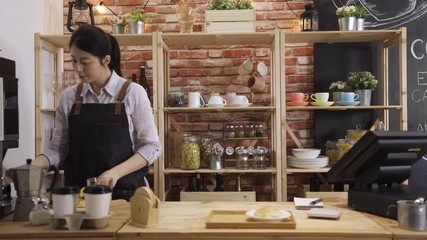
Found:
<box><xmin>32</xmin><ymin>25</ymin><xmax>161</xmax><ymax>201</ymax></box>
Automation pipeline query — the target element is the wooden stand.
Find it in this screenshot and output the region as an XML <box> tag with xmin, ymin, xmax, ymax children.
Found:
<box><xmin>130</xmin><ymin>187</ymin><xmax>159</xmax><ymax>227</ymax></box>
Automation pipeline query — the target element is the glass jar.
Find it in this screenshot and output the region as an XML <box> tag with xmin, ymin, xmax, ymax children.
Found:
<box><xmin>235</xmin><ymin>125</ymin><xmax>245</xmax><ymax>138</ymax></box>
<box><xmin>226</xmin><ymin>125</ymin><xmax>235</xmax><ymax>138</ymax></box>
<box><xmin>324</xmin><ymin>140</ymin><xmax>339</xmax><ymax>165</ymax></box>
<box><xmin>168</xmin><ymin>91</ymin><xmax>184</xmax><ymax>107</ymax></box>
<box><xmin>256</xmin><ymin>124</ymin><xmax>264</xmax><ymax>137</ymax></box>
<box><xmin>245</xmin><ymin>124</ymin><xmax>256</xmax><ymax>137</ymax></box>
<box><xmin>337</xmin><ymin>138</ymin><xmax>356</xmax><ymax>160</ymax></box>
<box><xmin>180</xmin><ymin>136</ymin><xmax>200</xmax><ymax>169</ymax></box>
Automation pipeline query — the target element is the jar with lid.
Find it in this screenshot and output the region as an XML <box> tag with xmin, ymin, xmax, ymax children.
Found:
<box><xmin>226</xmin><ymin>125</ymin><xmax>235</xmax><ymax>138</ymax></box>
<box><xmin>168</xmin><ymin>91</ymin><xmax>184</xmax><ymax>107</ymax></box>
<box><xmin>255</xmin><ymin>124</ymin><xmax>264</xmax><ymax>137</ymax></box>
<box><xmin>245</xmin><ymin>124</ymin><xmax>256</xmax><ymax>137</ymax></box>
<box><xmin>235</xmin><ymin>147</ymin><xmax>250</xmax><ymax>169</ymax></box>
<box><xmin>180</xmin><ymin>136</ymin><xmax>200</xmax><ymax>169</ymax></box>
<box><xmin>252</xmin><ymin>146</ymin><xmax>268</xmax><ymax>169</ymax></box>
<box><xmin>324</xmin><ymin>140</ymin><xmax>339</xmax><ymax>165</ymax></box>
<box><xmin>235</xmin><ymin>125</ymin><xmax>245</xmax><ymax>138</ymax></box>
<box><xmin>337</xmin><ymin>138</ymin><xmax>356</xmax><ymax>160</ymax></box>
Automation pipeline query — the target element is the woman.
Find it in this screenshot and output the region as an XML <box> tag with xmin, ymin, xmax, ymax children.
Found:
<box><xmin>33</xmin><ymin>25</ymin><xmax>161</xmax><ymax>200</ymax></box>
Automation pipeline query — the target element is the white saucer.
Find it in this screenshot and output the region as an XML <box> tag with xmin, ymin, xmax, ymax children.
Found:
<box><xmin>226</xmin><ymin>103</ymin><xmax>252</xmax><ymax>107</ymax></box>
<box><xmin>245</xmin><ymin>209</ymin><xmax>291</xmax><ymax>222</ymax></box>
<box><xmin>335</xmin><ymin>101</ymin><xmax>360</xmax><ymax>106</ymax></box>
<box><xmin>288</xmin><ymin>155</ymin><xmax>329</xmax><ymax>161</ymax></box>
<box><xmin>205</xmin><ymin>104</ymin><xmax>226</xmax><ymax>108</ymax></box>
<box><xmin>288</xmin><ymin>163</ymin><xmax>328</xmax><ymax>169</ymax></box>
<box><xmin>310</xmin><ymin>101</ymin><xmax>334</xmax><ymax>106</ymax></box>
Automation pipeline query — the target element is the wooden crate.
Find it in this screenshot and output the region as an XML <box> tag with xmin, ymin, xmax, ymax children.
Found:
<box><xmin>180</xmin><ymin>190</ymin><xmax>256</xmax><ymax>202</ymax></box>
<box><xmin>205</xmin><ymin>9</ymin><xmax>255</xmax><ymax>33</ymax></box>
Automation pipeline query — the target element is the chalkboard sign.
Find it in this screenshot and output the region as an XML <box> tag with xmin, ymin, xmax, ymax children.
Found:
<box><xmin>314</xmin><ymin>0</ymin><xmax>427</xmax><ymax>186</ymax></box>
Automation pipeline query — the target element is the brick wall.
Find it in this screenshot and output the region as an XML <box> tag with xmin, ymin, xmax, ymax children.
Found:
<box><xmin>63</xmin><ymin>0</ymin><xmax>319</xmax><ymax>200</ymax></box>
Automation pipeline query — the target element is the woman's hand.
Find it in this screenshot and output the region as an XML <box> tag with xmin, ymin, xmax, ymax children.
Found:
<box><xmin>97</xmin><ymin>170</ymin><xmax>119</xmax><ymax>188</ymax></box>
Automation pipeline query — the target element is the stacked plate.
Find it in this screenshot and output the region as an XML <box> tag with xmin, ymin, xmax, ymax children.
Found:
<box><xmin>288</xmin><ymin>148</ymin><xmax>329</xmax><ymax>169</ymax></box>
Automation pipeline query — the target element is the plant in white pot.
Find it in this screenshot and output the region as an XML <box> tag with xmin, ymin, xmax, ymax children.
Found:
<box><xmin>123</xmin><ymin>7</ymin><xmax>153</xmax><ymax>34</ymax></box>
<box><xmin>205</xmin><ymin>0</ymin><xmax>255</xmax><ymax>33</ymax></box>
<box><xmin>346</xmin><ymin>71</ymin><xmax>378</xmax><ymax>106</ymax></box>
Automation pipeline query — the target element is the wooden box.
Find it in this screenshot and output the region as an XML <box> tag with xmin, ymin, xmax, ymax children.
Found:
<box><xmin>205</xmin><ymin>9</ymin><xmax>256</xmax><ymax>33</ymax></box>
<box><xmin>180</xmin><ymin>190</ymin><xmax>256</xmax><ymax>202</ymax></box>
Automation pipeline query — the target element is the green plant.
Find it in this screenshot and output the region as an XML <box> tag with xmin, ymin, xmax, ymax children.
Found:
<box><xmin>346</xmin><ymin>71</ymin><xmax>378</xmax><ymax>90</ymax></box>
<box><xmin>110</xmin><ymin>13</ymin><xmax>127</xmax><ymax>26</ymax></box>
<box><xmin>336</xmin><ymin>5</ymin><xmax>356</xmax><ymax>17</ymax></box>
<box><xmin>123</xmin><ymin>8</ymin><xmax>153</xmax><ymax>23</ymax></box>
<box><xmin>354</xmin><ymin>4</ymin><xmax>368</xmax><ymax>18</ymax></box>
<box><xmin>207</xmin><ymin>0</ymin><xmax>253</xmax><ymax>10</ymax></box>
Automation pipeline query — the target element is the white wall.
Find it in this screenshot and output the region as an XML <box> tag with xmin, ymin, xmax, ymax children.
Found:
<box><xmin>0</xmin><ymin>0</ymin><xmax>63</xmax><ymax>168</ymax></box>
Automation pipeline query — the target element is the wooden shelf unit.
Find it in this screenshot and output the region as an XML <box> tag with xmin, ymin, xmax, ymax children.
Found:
<box><xmin>156</xmin><ymin>30</ymin><xmax>283</xmax><ymax>201</ymax></box>
<box><xmin>281</xmin><ymin>28</ymin><xmax>407</xmax><ymax>196</ymax></box>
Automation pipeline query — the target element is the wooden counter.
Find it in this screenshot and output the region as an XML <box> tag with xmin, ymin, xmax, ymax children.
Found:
<box><xmin>366</xmin><ymin>213</ymin><xmax>427</xmax><ymax>240</ymax></box>
<box><xmin>117</xmin><ymin>201</ymin><xmax>392</xmax><ymax>240</ymax></box>
<box><xmin>0</xmin><ymin>200</ymin><xmax>130</xmax><ymax>240</ymax></box>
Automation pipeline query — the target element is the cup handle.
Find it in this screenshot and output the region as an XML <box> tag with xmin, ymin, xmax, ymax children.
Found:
<box><xmin>243</xmin><ymin>96</ymin><xmax>249</xmax><ymax>103</ymax></box>
<box><xmin>199</xmin><ymin>94</ymin><xmax>205</xmax><ymax>106</ymax></box>
<box><xmin>303</xmin><ymin>94</ymin><xmax>309</xmax><ymax>101</ymax></box>
<box><xmin>222</xmin><ymin>98</ymin><xmax>227</xmax><ymax>104</ymax></box>
<box><xmin>354</xmin><ymin>94</ymin><xmax>360</xmax><ymax>101</ymax></box>
<box><xmin>386</xmin><ymin>204</ymin><xmax>396</xmax><ymax>217</ymax></box>
<box><xmin>310</xmin><ymin>94</ymin><xmax>316</xmax><ymax>101</ymax></box>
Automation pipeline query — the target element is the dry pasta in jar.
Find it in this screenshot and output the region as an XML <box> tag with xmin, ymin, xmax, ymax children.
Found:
<box><xmin>180</xmin><ymin>136</ymin><xmax>200</xmax><ymax>169</ymax></box>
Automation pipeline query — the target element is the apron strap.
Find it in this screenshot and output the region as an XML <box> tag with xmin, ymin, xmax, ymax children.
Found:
<box><xmin>74</xmin><ymin>83</ymin><xmax>84</xmax><ymax>115</ymax></box>
<box><xmin>115</xmin><ymin>80</ymin><xmax>132</xmax><ymax>115</ymax></box>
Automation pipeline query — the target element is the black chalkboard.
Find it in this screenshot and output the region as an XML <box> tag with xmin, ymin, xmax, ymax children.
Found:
<box><xmin>314</xmin><ymin>0</ymin><xmax>427</xmax><ymax>186</ymax></box>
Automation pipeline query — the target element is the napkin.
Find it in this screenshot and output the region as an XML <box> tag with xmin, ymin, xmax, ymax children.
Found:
<box><xmin>293</xmin><ymin>197</ymin><xmax>324</xmax><ymax>210</ymax></box>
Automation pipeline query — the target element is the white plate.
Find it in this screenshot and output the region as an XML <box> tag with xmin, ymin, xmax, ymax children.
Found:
<box><xmin>288</xmin><ymin>160</ymin><xmax>329</xmax><ymax>165</ymax></box>
<box><xmin>205</xmin><ymin>104</ymin><xmax>226</xmax><ymax>108</ymax></box>
<box><xmin>288</xmin><ymin>163</ymin><xmax>328</xmax><ymax>169</ymax></box>
<box><xmin>226</xmin><ymin>103</ymin><xmax>253</xmax><ymax>107</ymax></box>
<box><xmin>288</xmin><ymin>155</ymin><xmax>329</xmax><ymax>161</ymax></box>
<box><xmin>246</xmin><ymin>209</ymin><xmax>291</xmax><ymax>222</ymax></box>
<box><xmin>257</xmin><ymin>62</ymin><xmax>268</xmax><ymax>76</ymax></box>
<box><xmin>335</xmin><ymin>101</ymin><xmax>360</xmax><ymax>106</ymax></box>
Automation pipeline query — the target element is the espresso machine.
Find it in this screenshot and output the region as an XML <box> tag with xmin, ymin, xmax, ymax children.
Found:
<box><xmin>8</xmin><ymin>159</ymin><xmax>58</xmax><ymax>221</ymax></box>
<box><xmin>0</xmin><ymin>57</ymin><xmax>19</xmax><ymax>219</ymax></box>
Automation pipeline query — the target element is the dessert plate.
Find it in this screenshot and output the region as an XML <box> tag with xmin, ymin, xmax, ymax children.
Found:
<box><xmin>310</xmin><ymin>101</ymin><xmax>334</xmax><ymax>106</ymax></box>
<box><xmin>246</xmin><ymin>209</ymin><xmax>291</xmax><ymax>222</ymax></box>
<box><xmin>205</xmin><ymin>104</ymin><xmax>226</xmax><ymax>108</ymax></box>
<box><xmin>335</xmin><ymin>101</ymin><xmax>360</xmax><ymax>106</ymax></box>
<box><xmin>288</xmin><ymin>163</ymin><xmax>328</xmax><ymax>169</ymax></box>
<box><xmin>287</xmin><ymin>101</ymin><xmax>309</xmax><ymax>106</ymax></box>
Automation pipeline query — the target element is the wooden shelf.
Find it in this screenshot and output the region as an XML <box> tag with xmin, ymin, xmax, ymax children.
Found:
<box><xmin>163</xmin><ymin>106</ymin><xmax>275</xmax><ymax>112</ymax></box>
<box><xmin>286</xmin><ymin>167</ymin><xmax>330</xmax><ymax>173</ymax></box>
<box><xmin>163</xmin><ymin>167</ymin><xmax>277</xmax><ymax>174</ymax></box>
<box><xmin>38</xmin><ymin>34</ymin><xmax>153</xmax><ymax>48</ymax></box>
<box><xmin>286</xmin><ymin>105</ymin><xmax>403</xmax><ymax>111</ymax></box>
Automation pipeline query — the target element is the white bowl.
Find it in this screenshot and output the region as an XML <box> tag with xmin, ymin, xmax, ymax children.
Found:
<box><xmin>292</xmin><ymin>148</ymin><xmax>321</xmax><ymax>159</ymax></box>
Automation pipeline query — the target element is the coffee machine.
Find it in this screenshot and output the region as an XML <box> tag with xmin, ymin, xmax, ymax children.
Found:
<box><xmin>0</xmin><ymin>57</ymin><xmax>19</xmax><ymax>219</ymax></box>
<box><xmin>8</xmin><ymin>159</ymin><xmax>58</xmax><ymax>221</ymax></box>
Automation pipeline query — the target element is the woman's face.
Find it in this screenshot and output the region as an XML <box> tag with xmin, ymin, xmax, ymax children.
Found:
<box><xmin>70</xmin><ymin>45</ymin><xmax>111</xmax><ymax>84</ymax></box>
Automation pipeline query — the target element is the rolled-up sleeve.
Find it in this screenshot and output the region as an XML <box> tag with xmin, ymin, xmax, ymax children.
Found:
<box><xmin>125</xmin><ymin>83</ymin><xmax>162</xmax><ymax>165</ymax></box>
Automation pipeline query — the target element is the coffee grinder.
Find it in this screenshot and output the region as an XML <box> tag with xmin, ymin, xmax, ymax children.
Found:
<box><xmin>9</xmin><ymin>159</ymin><xmax>57</xmax><ymax>221</ymax></box>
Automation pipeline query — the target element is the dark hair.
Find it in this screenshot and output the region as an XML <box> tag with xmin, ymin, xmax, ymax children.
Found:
<box><xmin>69</xmin><ymin>25</ymin><xmax>122</xmax><ymax>76</ymax></box>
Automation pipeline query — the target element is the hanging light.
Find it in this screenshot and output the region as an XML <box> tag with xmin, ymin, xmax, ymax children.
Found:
<box><xmin>66</xmin><ymin>0</ymin><xmax>95</xmax><ymax>32</ymax></box>
<box><xmin>300</xmin><ymin>3</ymin><xmax>319</xmax><ymax>31</ymax></box>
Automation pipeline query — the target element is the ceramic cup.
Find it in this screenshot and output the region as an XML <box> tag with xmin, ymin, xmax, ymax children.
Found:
<box><xmin>290</xmin><ymin>93</ymin><xmax>309</xmax><ymax>102</ymax></box>
<box><xmin>340</xmin><ymin>92</ymin><xmax>360</xmax><ymax>102</ymax></box>
<box><xmin>188</xmin><ymin>92</ymin><xmax>205</xmax><ymax>107</ymax></box>
<box><xmin>84</xmin><ymin>185</ymin><xmax>112</xmax><ymax>218</ymax></box>
<box><xmin>247</xmin><ymin>76</ymin><xmax>265</xmax><ymax>92</ymax></box>
<box><xmin>310</xmin><ymin>92</ymin><xmax>329</xmax><ymax>102</ymax></box>
<box><xmin>208</xmin><ymin>93</ymin><xmax>227</xmax><ymax>105</ymax></box>
<box><xmin>238</xmin><ymin>59</ymin><xmax>254</xmax><ymax>76</ymax></box>
<box><xmin>233</xmin><ymin>95</ymin><xmax>249</xmax><ymax>104</ymax></box>
<box><xmin>226</xmin><ymin>92</ymin><xmax>236</xmax><ymax>104</ymax></box>
<box><xmin>51</xmin><ymin>186</ymin><xmax>79</xmax><ymax>217</ymax></box>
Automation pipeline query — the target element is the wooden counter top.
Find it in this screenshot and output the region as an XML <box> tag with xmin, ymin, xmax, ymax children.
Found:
<box><xmin>0</xmin><ymin>200</ymin><xmax>130</xmax><ymax>240</ymax></box>
<box><xmin>365</xmin><ymin>213</ymin><xmax>427</xmax><ymax>240</ymax></box>
<box><xmin>117</xmin><ymin>201</ymin><xmax>392</xmax><ymax>240</ymax></box>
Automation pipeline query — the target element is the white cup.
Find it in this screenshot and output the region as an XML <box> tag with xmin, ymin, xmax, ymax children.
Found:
<box><xmin>238</xmin><ymin>59</ymin><xmax>254</xmax><ymax>76</ymax></box>
<box><xmin>84</xmin><ymin>185</ymin><xmax>112</xmax><ymax>218</ymax></box>
<box><xmin>188</xmin><ymin>92</ymin><xmax>205</xmax><ymax>107</ymax></box>
<box><xmin>310</xmin><ymin>92</ymin><xmax>329</xmax><ymax>102</ymax></box>
<box><xmin>51</xmin><ymin>186</ymin><xmax>79</xmax><ymax>217</ymax></box>
<box><xmin>208</xmin><ymin>93</ymin><xmax>227</xmax><ymax>105</ymax></box>
<box><xmin>226</xmin><ymin>92</ymin><xmax>236</xmax><ymax>103</ymax></box>
<box><xmin>233</xmin><ymin>95</ymin><xmax>249</xmax><ymax>104</ymax></box>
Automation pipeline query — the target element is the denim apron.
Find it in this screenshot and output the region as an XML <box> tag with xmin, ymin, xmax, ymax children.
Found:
<box><xmin>64</xmin><ymin>81</ymin><xmax>148</xmax><ymax>200</ymax></box>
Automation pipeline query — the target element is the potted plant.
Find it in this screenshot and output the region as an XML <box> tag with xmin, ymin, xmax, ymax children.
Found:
<box><xmin>354</xmin><ymin>4</ymin><xmax>368</xmax><ymax>30</ymax></box>
<box><xmin>202</xmin><ymin>142</ymin><xmax>224</xmax><ymax>170</ymax></box>
<box><xmin>123</xmin><ymin>8</ymin><xmax>154</xmax><ymax>34</ymax></box>
<box><xmin>205</xmin><ymin>0</ymin><xmax>255</xmax><ymax>33</ymax></box>
<box><xmin>110</xmin><ymin>13</ymin><xmax>127</xmax><ymax>34</ymax></box>
<box><xmin>336</xmin><ymin>5</ymin><xmax>356</xmax><ymax>31</ymax></box>
<box><xmin>346</xmin><ymin>71</ymin><xmax>378</xmax><ymax>106</ymax></box>
<box><xmin>328</xmin><ymin>80</ymin><xmax>351</xmax><ymax>102</ymax></box>
<box><xmin>171</xmin><ymin>0</ymin><xmax>197</xmax><ymax>33</ymax></box>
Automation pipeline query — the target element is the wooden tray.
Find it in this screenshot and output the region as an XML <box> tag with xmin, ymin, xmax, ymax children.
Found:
<box><xmin>205</xmin><ymin>210</ymin><xmax>296</xmax><ymax>229</ymax></box>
